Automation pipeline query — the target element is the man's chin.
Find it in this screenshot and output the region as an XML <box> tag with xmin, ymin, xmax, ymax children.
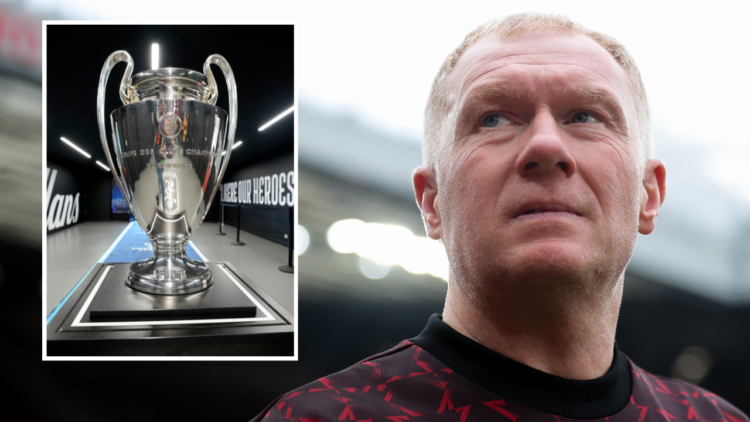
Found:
<box><xmin>503</xmin><ymin>242</ymin><xmax>594</xmax><ymax>282</ymax></box>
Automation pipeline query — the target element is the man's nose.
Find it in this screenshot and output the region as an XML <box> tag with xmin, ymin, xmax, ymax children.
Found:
<box><xmin>515</xmin><ymin>110</ymin><xmax>577</xmax><ymax>178</ymax></box>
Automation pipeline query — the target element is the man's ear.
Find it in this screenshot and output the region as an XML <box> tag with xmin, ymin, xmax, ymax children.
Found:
<box><xmin>413</xmin><ymin>166</ymin><xmax>442</xmax><ymax>240</ymax></box>
<box><xmin>639</xmin><ymin>159</ymin><xmax>666</xmax><ymax>235</ymax></box>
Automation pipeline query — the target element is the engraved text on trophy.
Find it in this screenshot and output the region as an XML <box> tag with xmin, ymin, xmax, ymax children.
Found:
<box><xmin>163</xmin><ymin>172</ymin><xmax>179</xmax><ymax>214</ymax></box>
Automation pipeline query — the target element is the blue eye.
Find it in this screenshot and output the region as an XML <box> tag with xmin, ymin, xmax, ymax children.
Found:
<box><xmin>571</xmin><ymin>112</ymin><xmax>599</xmax><ymax>124</ymax></box>
<box><xmin>483</xmin><ymin>114</ymin><xmax>512</xmax><ymax>127</ymax></box>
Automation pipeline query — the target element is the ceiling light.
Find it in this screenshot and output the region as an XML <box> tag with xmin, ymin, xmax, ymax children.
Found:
<box><xmin>60</xmin><ymin>137</ymin><xmax>91</xmax><ymax>158</ymax></box>
<box><xmin>258</xmin><ymin>106</ymin><xmax>294</xmax><ymax>131</ymax></box>
<box><xmin>151</xmin><ymin>43</ymin><xmax>159</xmax><ymax>70</ymax></box>
<box><xmin>96</xmin><ymin>161</ymin><xmax>110</xmax><ymax>171</ymax></box>
<box><xmin>222</xmin><ymin>140</ymin><xmax>243</xmax><ymax>156</ymax></box>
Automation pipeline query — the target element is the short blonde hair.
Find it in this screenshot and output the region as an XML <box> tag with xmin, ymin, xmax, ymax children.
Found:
<box><xmin>423</xmin><ymin>13</ymin><xmax>651</xmax><ymax>181</ymax></box>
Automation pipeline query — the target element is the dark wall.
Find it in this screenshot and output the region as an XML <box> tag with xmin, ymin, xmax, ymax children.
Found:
<box><xmin>83</xmin><ymin>172</ymin><xmax>112</xmax><ymax>222</ymax></box>
<box><xmin>217</xmin><ymin>152</ymin><xmax>294</xmax><ymax>246</ymax></box>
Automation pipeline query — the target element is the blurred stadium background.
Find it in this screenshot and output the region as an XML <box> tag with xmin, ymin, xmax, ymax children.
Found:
<box><xmin>297</xmin><ymin>100</ymin><xmax>750</xmax><ymax>411</ymax></box>
<box><xmin>0</xmin><ymin>0</ymin><xmax>745</xmax><ymax>420</ymax></box>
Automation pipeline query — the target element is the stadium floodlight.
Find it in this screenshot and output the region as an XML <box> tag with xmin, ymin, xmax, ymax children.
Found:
<box><xmin>151</xmin><ymin>43</ymin><xmax>159</xmax><ymax>70</ymax></box>
<box><xmin>327</xmin><ymin>219</ymin><xmax>450</xmax><ymax>281</ymax></box>
<box><xmin>60</xmin><ymin>137</ymin><xmax>91</xmax><ymax>158</ymax></box>
<box><xmin>258</xmin><ymin>106</ymin><xmax>294</xmax><ymax>131</ymax></box>
<box><xmin>298</xmin><ymin>225</ymin><xmax>310</xmax><ymax>255</ymax></box>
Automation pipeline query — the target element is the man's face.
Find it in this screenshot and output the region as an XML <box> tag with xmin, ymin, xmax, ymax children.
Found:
<box><xmin>419</xmin><ymin>31</ymin><xmax>663</xmax><ymax>293</ymax></box>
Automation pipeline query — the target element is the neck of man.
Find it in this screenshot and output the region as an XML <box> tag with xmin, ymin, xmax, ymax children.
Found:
<box><xmin>442</xmin><ymin>271</ymin><xmax>624</xmax><ymax>380</ymax></box>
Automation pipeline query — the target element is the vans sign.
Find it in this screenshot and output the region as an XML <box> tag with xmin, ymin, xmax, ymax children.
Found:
<box><xmin>46</xmin><ymin>167</ymin><xmax>81</xmax><ymax>232</ymax></box>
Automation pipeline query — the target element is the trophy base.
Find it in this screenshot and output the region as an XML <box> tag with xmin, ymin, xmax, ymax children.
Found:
<box><xmin>126</xmin><ymin>254</ymin><xmax>212</xmax><ymax>295</ymax></box>
<box><xmin>47</xmin><ymin>262</ymin><xmax>294</xmax><ymax>357</ymax></box>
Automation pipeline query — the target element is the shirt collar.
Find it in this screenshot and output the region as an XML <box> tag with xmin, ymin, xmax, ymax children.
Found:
<box><xmin>410</xmin><ymin>314</ymin><xmax>632</xmax><ymax>419</ymax></box>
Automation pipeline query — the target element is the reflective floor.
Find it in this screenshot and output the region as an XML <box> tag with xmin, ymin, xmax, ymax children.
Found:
<box><xmin>46</xmin><ymin>221</ymin><xmax>294</xmax><ymax>317</ymax></box>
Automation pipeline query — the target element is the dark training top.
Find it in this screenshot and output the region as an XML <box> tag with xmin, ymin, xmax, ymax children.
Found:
<box><xmin>252</xmin><ymin>315</ymin><xmax>749</xmax><ymax>422</ymax></box>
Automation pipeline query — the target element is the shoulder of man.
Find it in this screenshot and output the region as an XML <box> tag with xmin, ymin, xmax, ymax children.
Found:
<box><xmin>627</xmin><ymin>357</ymin><xmax>749</xmax><ymax>422</ymax></box>
<box><xmin>249</xmin><ymin>343</ymin><xmax>749</xmax><ymax>422</ymax></box>
<box><xmin>249</xmin><ymin>340</ymin><xmax>420</xmax><ymax>422</ymax></box>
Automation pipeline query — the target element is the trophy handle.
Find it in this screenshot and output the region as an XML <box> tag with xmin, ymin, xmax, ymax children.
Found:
<box><xmin>97</xmin><ymin>50</ymin><xmax>135</xmax><ymax>209</ymax></box>
<box><xmin>203</xmin><ymin>54</ymin><xmax>238</xmax><ymax>204</ymax></box>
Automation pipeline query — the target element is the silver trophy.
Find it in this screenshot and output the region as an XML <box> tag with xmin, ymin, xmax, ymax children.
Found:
<box><xmin>97</xmin><ymin>51</ymin><xmax>237</xmax><ymax>295</ymax></box>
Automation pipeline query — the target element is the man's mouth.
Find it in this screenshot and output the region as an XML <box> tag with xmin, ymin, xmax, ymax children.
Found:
<box><xmin>513</xmin><ymin>203</ymin><xmax>581</xmax><ymax>219</ymax></box>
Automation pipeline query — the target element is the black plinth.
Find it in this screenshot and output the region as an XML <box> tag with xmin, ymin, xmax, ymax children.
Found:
<box><xmin>88</xmin><ymin>264</ymin><xmax>257</xmax><ymax>322</ymax></box>
<box><xmin>47</xmin><ymin>262</ymin><xmax>293</xmax><ymax>357</ymax></box>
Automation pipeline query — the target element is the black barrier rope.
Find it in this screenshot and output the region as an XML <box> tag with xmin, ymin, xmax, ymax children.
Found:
<box><xmin>216</xmin><ymin>203</ymin><xmax>226</xmax><ymax>235</ymax></box>
<box><xmin>231</xmin><ymin>203</ymin><xmax>245</xmax><ymax>246</ymax></box>
<box><xmin>279</xmin><ymin>206</ymin><xmax>294</xmax><ymax>273</ymax></box>
<box><xmin>218</xmin><ymin>203</ymin><xmax>294</xmax><ymax>266</ymax></box>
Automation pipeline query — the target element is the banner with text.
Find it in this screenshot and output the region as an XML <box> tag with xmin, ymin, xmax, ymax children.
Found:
<box><xmin>46</xmin><ymin>165</ymin><xmax>81</xmax><ymax>233</ymax></box>
<box><xmin>220</xmin><ymin>170</ymin><xmax>295</xmax><ymax>206</ymax></box>
<box><xmin>219</xmin><ymin>153</ymin><xmax>294</xmax><ymax>246</ymax></box>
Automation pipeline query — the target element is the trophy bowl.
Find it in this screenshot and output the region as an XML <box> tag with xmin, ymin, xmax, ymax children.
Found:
<box><xmin>97</xmin><ymin>51</ymin><xmax>237</xmax><ymax>295</ymax></box>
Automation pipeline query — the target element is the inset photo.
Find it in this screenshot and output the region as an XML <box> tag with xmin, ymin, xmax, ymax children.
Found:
<box><xmin>43</xmin><ymin>23</ymin><xmax>296</xmax><ymax>358</ymax></box>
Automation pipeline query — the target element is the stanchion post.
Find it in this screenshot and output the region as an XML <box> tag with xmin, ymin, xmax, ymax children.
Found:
<box><xmin>231</xmin><ymin>204</ymin><xmax>245</xmax><ymax>246</ymax></box>
<box><xmin>279</xmin><ymin>205</ymin><xmax>294</xmax><ymax>273</ymax></box>
<box><xmin>216</xmin><ymin>203</ymin><xmax>226</xmax><ymax>235</ymax></box>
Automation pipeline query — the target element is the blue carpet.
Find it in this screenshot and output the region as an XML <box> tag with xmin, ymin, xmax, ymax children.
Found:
<box><xmin>102</xmin><ymin>222</ymin><xmax>206</xmax><ymax>263</ymax></box>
